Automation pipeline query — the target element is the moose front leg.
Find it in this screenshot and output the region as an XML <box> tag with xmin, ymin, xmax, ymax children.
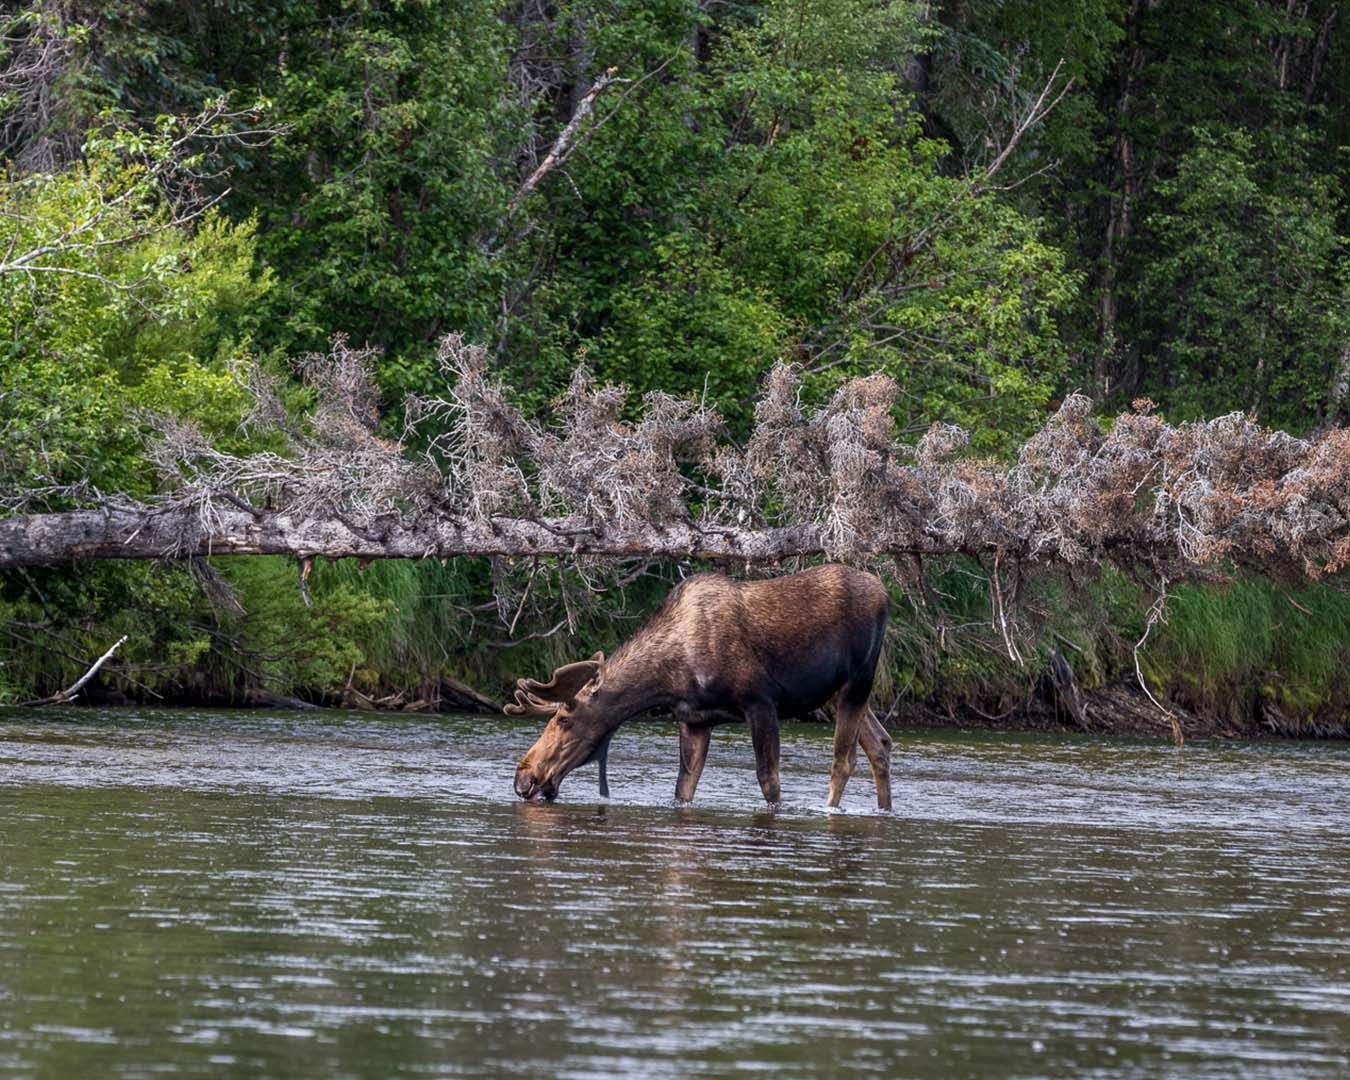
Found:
<box><xmin>675</xmin><ymin>721</ymin><xmax>712</xmax><ymax>804</ymax></box>
<box><xmin>745</xmin><ymin>703</ymin><xmax>781</xmax><ymax>805</ymax></box>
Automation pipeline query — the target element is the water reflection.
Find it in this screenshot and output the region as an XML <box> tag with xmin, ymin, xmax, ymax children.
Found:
<box><xmin>0</xmin><ymin>707</ymin><xmax>1346</xmax><ymax>1078</ymax></box>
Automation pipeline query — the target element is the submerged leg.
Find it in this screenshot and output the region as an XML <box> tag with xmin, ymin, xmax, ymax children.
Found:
<box><xmin>857</xmin><ymin>709</ymin><xmax>894</xmax><ymax>811</ymax></box>
<box><xmin>745</xmin><ymin>703</ymin><xmax>781</xmax><ymax>805</ymax></box>
<box><xmin>827</xmin><ymin>697</ymin><xmax>868</xmax><ymax>808</ymax></box>
<box><xmin>596</xmin><ymin>739</ymin><xmax>609</xmax><ymax>799</ymax></box>
<box><xmin>675</xmin><ymin>722</ymin><xmax>712</xmax><ymax>803</ymax></box>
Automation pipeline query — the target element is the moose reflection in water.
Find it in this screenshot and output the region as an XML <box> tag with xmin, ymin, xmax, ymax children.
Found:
<box><xmin>508</xmin><ymin>564</ymin><xmax>892</xmax><ymax>809</ymax></box>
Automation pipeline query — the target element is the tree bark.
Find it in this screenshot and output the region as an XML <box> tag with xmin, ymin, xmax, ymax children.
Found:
<box><xmin>0</xmin><ymin>506</ymin><xmax>950</xmax><ymax>571</ymax></box>
<box><xmin>1329</xmin><ymin>341</ymin><xmax>1350</xmax><ymax>424</ymax></box>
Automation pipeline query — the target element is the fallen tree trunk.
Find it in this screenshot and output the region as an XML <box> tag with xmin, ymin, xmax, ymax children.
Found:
<box><xmin>0</xmin><ymin>504</ymin><xmax>943</xmax><ymax>571</ymax></box>
<box><xmin>3</xmin><ymin>337</ymin><xmax>1347</xmax><ymax>581</ymax></box>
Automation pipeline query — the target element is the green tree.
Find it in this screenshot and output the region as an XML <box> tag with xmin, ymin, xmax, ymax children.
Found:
<box><xmin>1133</xmin><ymin>127</ymin><xmax>1348</xmax><ymax>427</ymax></box>
<box><xmin>521</xmin><ymin>0</ymin><xmax>1079</xmax><ymax>441</ymax></box>
<box><xmin>0</xmin><ymin>109</ymin><xmax>269</xmax><ymax>497</ymax></box>
<box><xmin>236</xmin><ymin>0</ymin><xmax>522</xmax><ymax>395</ymax></box>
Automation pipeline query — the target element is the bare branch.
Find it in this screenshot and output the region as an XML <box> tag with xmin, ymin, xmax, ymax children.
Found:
<box><xmin>1133</xmin><ymin>575</ymin><xmax>1184</xmax><ymax>745</ymax></box>
<box><xmin>976</xmin><ymin>59</ymin><xmax>1074</xmax><ymax>192</ymax></box>
<box><xmin>504</xmin><ymin>66</ymin><xmax>622</xmax><ymax>218</ymax></box>
<box><xmin>22</xmin><ymin>634</ymin><xmax>128</xmax><ymax>705</ymax></box>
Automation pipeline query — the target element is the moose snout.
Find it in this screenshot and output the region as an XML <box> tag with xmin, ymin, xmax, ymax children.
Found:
<box><xmin>514</xmin><ymin>764</ymin><xmax>557</xmax><ymax>802</ymax></box>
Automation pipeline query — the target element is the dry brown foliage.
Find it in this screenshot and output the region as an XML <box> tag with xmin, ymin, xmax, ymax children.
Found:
<box><xmin>139</xmin><ymin>334</ymin><xmax>1350</xmax><ymax>590</ymax></box>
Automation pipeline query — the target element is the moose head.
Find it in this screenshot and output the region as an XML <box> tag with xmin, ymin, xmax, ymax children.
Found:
<box><xmin>507</xmin><ymin>652</ymin><xmax>616</xmax><ymax>801</ymax></box>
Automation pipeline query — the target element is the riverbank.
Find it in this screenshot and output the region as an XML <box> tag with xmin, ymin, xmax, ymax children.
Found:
<box><xmin>41</xmin><ymin>672</ymin><xmax>1346</xmax><ymax>743</ymax></box>
<box><xmin>893</xmin><ymin>681</ymin><xmax>1348</xmax><ymax>741</ymax></box>
<box><xmin>6</xmin><ymin>559</ymin><xmax>1349</xmax><ymax>742</ymax></box>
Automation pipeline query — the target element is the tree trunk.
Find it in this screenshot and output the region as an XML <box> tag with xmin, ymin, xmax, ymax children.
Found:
<box><xmin>0</xmin><ymin>506</ymin><xmax>945</xmax><ymax>572</ymax></box>
<box><xmin>1092</xmin><ymin>0</ymin><xmax>1152</xmax><ymax>400</ymax></box>
<box><xmin>903</xmin><ymin>1</ymin><xmax>934</xmax><ymax>101</ymax></box>
<box><xmin>1329</xmin><ymin>341</ymin><xmax>1350</xmax><ymax>424</ymax></box>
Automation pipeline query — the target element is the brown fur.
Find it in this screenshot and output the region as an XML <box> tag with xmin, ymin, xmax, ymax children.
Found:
<box><xmin>511</xmin><ymin>564</ymin><xmax>893</xmax><ymax>809</ymax></box>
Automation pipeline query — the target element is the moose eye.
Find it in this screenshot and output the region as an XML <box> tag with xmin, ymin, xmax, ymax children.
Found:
<box><xmin>555</xmin><ymin>715</ymin><xmax>573</xmax><ymax>730</ymax></box>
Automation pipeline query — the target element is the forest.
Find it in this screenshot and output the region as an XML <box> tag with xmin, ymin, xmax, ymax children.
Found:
<box><xmin>2</xmin><ymin>0</ymin><xmax>1348</xmax><ymax>736</ymax></box>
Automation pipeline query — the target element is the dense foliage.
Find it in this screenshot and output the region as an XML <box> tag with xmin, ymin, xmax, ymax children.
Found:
<box><xmin>2</xmin><ymin>0</ymin><xmax>1347</xmax><ymax>732</ymax></box>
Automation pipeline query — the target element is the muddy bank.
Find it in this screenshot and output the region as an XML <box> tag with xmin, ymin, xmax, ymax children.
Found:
<box><xmin>52</xmin><ymin>672</ymin><xmax>1346</xmax><ymax>742</ymax></box>
<box><xmin>69</xmin><ymin>675</ymin><xmax>503</xmax><ymax>716</ymax></box>
<box><xmin>887</xmin><ymin>679</ymin><xmax>1348</xmax><ymax>741</ymax></box>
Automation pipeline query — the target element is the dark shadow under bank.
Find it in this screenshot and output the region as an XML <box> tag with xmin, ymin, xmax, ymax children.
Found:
<box><xmin>56</xmin><ymin>675</ymin><xmax>1348</xmax><ymax>742</ymax></box>
<box><xmin>890</xmin><ymin>683</ymin><xmax>1316</xmax><ymax>741</ymax></box>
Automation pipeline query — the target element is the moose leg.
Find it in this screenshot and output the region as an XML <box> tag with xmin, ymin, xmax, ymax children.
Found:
<box><xmin>827</xmin><ymin>698</ymin><xmax>868</xmax><ymax>808</ymax></box>
<box><xmin>594</xmin><ymin>730</ymin><xmax>614</xmax><ymax>798</ymax></box>
<box><xmin>745</xmin><ymin>703</ymin><xmax>781</xmax><ymax>805</ymax></box>
<box><xmin>675</xmin><ymin>722</ymin><xmax>712</xmax><ymax>803</ymax></box>
<box><xmin>857</xmin><ymin>709</ymin><xmax>894</xmax><ymax>811</ymax></box>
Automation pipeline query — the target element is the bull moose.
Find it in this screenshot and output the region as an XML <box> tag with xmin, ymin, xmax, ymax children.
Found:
<box><xmin>507</xmin><ymin>564</ymin><xmax>893</xmax><ymax>809</ymax></box>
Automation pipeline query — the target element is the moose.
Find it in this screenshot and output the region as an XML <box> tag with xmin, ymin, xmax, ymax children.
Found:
<box><xmin>507</xmin><ymin>564</ymin><xmax>893</xmax><ymax>809</ymax></box>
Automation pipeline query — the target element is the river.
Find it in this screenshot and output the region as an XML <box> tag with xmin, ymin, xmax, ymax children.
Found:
<box><xmin>0</xmin><ymin>708</ymin><xmax>1346</xmax><ymax>1078</ymax></box>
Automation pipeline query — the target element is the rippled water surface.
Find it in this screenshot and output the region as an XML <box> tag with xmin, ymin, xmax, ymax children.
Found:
<box><xmin>0</xmin><ymin>708</ymin><xmax>1346</xmax><ymax>1078</ymax></box>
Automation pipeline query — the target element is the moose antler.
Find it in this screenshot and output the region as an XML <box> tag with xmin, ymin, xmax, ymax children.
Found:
<box><xmin>503</xmin><ymin>686</ymin><xmax>556</xmax><ymax>716</ymax></box>
<box><xmin>502</xmin><ymin>652</ymin><xmax>603</xmax><ymax>716</ymax></box>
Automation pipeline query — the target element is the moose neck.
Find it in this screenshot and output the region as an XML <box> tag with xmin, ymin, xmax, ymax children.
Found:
<box><xmin>587</xmin><ymin>649</ymin><xmax>672</xmax><ymax>734</ymax></box>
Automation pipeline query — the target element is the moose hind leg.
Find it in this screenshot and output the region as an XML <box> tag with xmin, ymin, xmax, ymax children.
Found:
<box><xmin>827</xmin><ymin>698</ymin><xmax>868</xmax><ymax>808</ymax></box>
<box><xmin>675</xmin><ymin>722</ymin><xmax>712</xmax><ymax>804</ymax></box>
<box><xmin>857</xmin><ymin>709</ymin><xmax>894</xmax><ymax>811</ymax></box>
<box><xmin>745</xmin><ymin>703</ymin><xmax>781</xmax><ymax>805</ymax></box>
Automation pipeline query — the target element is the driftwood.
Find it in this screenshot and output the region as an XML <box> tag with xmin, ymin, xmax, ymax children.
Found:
<box><xmin>340</xmin><ymin>678</ymin><xmax>499</xmax><ymax>714</ymax></box>
<box><xmin>243</xmin><ymin>688</ymin><xmax>319</xmax><ymax>710</ymax></box>
<box><xmin>22</xmin><ymin>634</ymin><xmax>128</xmax><ymax>706</ymax></box>
<box><xmin>435</xmin><ymin>676</ymin><xmax>500</xmax><ymax>714</ymax></box>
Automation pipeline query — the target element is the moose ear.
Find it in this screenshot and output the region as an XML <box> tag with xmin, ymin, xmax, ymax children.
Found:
<box><xmin>589</xmin><ymin>651</ymin><xmax>605</xmax><ymax>691</ymax></box>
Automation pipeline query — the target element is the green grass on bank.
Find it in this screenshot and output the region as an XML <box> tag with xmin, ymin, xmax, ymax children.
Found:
<box><xmin>878</xmin><ymin>565</ymin><xmax>1350</xmax><ymax>735</ymax></box>
<box><xmin>1145</xmin><ymin>578</ymin><xmax>1350</xmax><ymax>733</ymax></box>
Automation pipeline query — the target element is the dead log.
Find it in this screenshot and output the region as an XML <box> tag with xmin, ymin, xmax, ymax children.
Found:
<box><xmin>435</xmin><ymin>676</ymin><xmax>500</xmax><ymax>714</ymax></box>
<box><xmin>0</xmin><ymin>504</ymin><xmax>921</xmax><ymax>571</ymax></box>
<box><xmin>9</xmin><ymin>340</ymin><xmax>1342</xmax><ymax>584</ymax></box>
<box><xmin>243</xmin><ymin>688</ymin><xmax>319</xmax><ymax>710</ymax></box>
